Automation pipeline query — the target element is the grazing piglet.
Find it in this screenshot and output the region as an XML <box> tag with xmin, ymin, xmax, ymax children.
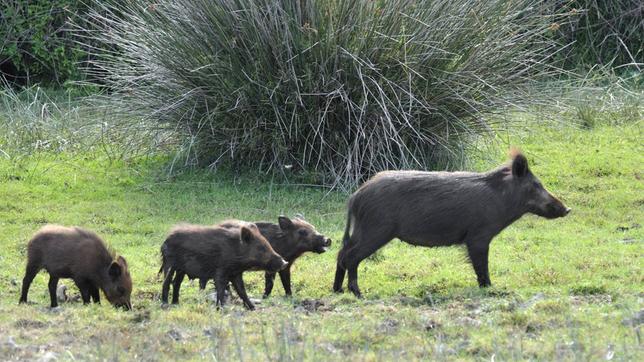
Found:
<box><xmin>19</xmin><ymin>225</ymin><xmax>132</xmax><ymax>309</ymax></box>
<box><xmin>201</xmin><ymin>216</ymin><xmax>332</xmax><ymax>298</ymax></box>
<box><xmin>333</xmin><ymin>151</ymin><xmax>571</xmax><ymax>297</ymax></box>
<box><xmin>160</xmin><ymin>221</ymin><xmax>287</xmax><ymax>310</ymax></box>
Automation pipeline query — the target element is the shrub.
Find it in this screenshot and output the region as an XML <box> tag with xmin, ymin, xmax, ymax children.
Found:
<box><xmin>0</xmin><ymin>0</ymin><xmax>91</xmax><ymax>85</ymax></box>
<box><xmin>86</xmin><ymin>0</ymin><xmax>573</xmax><ymax>188</ymax></box>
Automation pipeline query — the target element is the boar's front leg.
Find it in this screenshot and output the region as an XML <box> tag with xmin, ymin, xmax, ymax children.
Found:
<box><xmin>231</xmin><ymin>274</ymin><xmax>255</xmax><ymax>311</ymax></box>
<box><xmin>278</xmin><ymin>267</ymin><xmax>292</xmax><ymax>297</ymax></box>
<box><xmin>263</xmin><ymin>272</ymin><xmax>276</xmax><ymax>298</ymax></box>
<box><xmin>466</xmin><ymin>240</ymin><xmax>492</xmax><ymax>287</ymax></box>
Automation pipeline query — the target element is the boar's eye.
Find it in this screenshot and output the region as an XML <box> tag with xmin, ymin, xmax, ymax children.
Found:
<box><xmin>298</xmin><ymin>229</ymin><xmax>308</xmax><ymax>237</ymax></box>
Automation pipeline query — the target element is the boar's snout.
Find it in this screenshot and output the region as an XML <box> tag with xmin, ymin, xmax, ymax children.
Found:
<box><xmin>541</xmin><ymin>196</ymin><xmax>571</xmax><ymax>219</ymax></box>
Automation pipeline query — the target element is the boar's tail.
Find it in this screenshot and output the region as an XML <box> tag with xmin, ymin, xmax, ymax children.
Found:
<box><xmin>342</xmin><ymin>209</ymin><xmax>353</xmax><ymax>248</ymax></box>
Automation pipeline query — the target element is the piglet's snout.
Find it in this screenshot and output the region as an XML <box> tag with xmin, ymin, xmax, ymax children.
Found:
<box><xmin>279</xmin><ymin>258</ymin><xmax>288</xmax><ymax>270</ymax></box>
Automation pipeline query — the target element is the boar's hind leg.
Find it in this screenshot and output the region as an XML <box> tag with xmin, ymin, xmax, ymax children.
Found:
<box><xmin>19</xmin><ymin>262</ymin><xmax>40</xmax><ymax>304</ymax></box>
<box><xmin>172</xmin><ymin>271</ymin><xmax>186</xmax><ymax>304</ymax></box>
<box><xmin>466</xmin><ymin>240</ymin><xmax>492</xmax><ymax>287</ymax></box>
<box><xmin>231</xmin><ymin>274</ymin><xmax>255</xmax><ymax>310</ymax></box>
<box><xmin>263</xmin><ymin>272</ymin><xmax>276</xmax><ymax>298</ymax></box>
<box><xmin>333</xmin><ymin>248</ymin><xmax>347</xmax><ymax>293</ymax></box>
<box><xmin>48</xmin><ymin>276</ymin><xmax>60</xmax><ymax>308</ymax></box>
<box><xmin>161</xmin><ymin>268</ymin><xmax>175</xmax><ymax>304</ymax></box>
<box><xmin>344</xmin><ymin>233</ymin><xmax>392</xmax><ymax>298</ymax></box>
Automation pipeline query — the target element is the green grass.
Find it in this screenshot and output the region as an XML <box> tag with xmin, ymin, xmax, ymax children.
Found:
<box><xmin>0</xmin><ymin>104</ymin><xmax>642</xmax><ymax>360</ymax></box>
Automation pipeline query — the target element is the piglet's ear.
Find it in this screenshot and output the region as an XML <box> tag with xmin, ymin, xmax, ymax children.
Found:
<box><xmin>108</xmin><ymin>261</ymin><xmax>122</xmax><ymax>279</ymax></box>
<box><xmin>240</xmin><ymin>227</ymin><xmax>253</xmax><ymax>244</ymax></box>
<box><xmin>511</xmin><ymin>153</ymin><xmax>529</xmax><ymax>178</ymax></box>
<box><xmin>117</xmin><ymin>255</ymin><xmax>128</xmax><ymax>267</ymax></box>
<box><xmin>278</xmin><ymin>216</ymin><xmax>293</xmax><ymax>230</ymax></box>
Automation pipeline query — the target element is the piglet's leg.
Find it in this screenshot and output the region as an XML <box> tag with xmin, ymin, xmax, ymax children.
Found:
<box><xmin>48</xmin><ymin>276</ymin><xmax>60</xmax><ymax>308</ymax></box>
<box><xmin>172</xmin><ymin>271</ymin><xmax>185</xmax><ymax>304</ymax></box>
<box><xmin>90</xmin><ymin>285</ymin><xmax>101</xmax><ymax>303</ymax></box>
<box><xmin>231</xmin><ymin>274</ymin><xmax>255</xmax><ymax>311</ymax></box>
<box><xmin>278</xmin><ymin>267</ymin><xmax>292</xmax><ymax>297</ymax></box>
<box><xmin>19</xmin><ymin>263</ymin><xmax>39</xmax><ymax>304</ymax></box>
<box><xmin>74</xmin><ymin>279</ymin><xmax>91</xmax><ymax>304</ymax></box>
<box><xmin>263</xmin><ymin>272</ymin><xmax>276</xmax><ymax>298</ymax></box>
<box><xmin>214</xmin><ymin>271</ymin><xmax>229</xmax><ymax>309</ymax></box>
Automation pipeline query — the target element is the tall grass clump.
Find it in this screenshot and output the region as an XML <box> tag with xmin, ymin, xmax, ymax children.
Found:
<box><xmin>83</xmin><ymin>0</ymin><xmax>573</xmax><ymax>188</ymax></box>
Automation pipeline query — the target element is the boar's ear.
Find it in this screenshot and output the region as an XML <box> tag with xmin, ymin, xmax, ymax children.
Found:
<box><xmin>278</xmin><ymin>216</ymin><xmax>293</xmax><ymax>230</ymax></box>
<box><xmin>108</xmin><ymin>261</ymin><xmax>122</xmax><ymax>279</ymax></box>
<box><xmin>511</xmin><ymin>153</ymin><xmax>529</xmax><ymax>178</ymax></box>
<box><xmin>240</xmin><ymin>227</ymin><xmax>253</xmax><ymax>244</ymax></box>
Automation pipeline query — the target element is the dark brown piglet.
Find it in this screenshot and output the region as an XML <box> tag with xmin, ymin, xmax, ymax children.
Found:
<box><xmin>19</xmin><ymin>225</ymin><xmax>133</xmax><ymax>309</ymax></box>
<box><xmin>334</xmin><ymin>151</ymin><xmax>571</xmax><ymax>297</ymax></box>
<box><xmin>159</xmin><ymin>220</ymin><xmax>287</xmax><ymax>310</ymax></box>
<box><xmin>201</xmin><ymin>216</ymin><xmax>332</xmax><ymax>298</ymax></box>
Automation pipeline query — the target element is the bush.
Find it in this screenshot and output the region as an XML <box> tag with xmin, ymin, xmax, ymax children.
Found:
<box><xmin>1</xmin><ymin>1</ymin><xmax>81</xmax><ymax>85</ymax></box>
<box><xmin>86</xmin><ymin>0</ymin><xmax>573</xmax><ymax>188</ymax></box>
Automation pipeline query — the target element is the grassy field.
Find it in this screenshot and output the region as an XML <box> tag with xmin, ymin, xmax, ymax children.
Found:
<box><xmin>0</xmin><ymin>94</ymin><xmax>642</xmax><ymax>360</ymax></box>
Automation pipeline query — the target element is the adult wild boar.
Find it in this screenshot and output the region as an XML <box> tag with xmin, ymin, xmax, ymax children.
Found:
<box><xmin>200</xmin><ymin>216</ymin><xmax>332</xmax><ymax>298</ymax></box>
<box><xmin>160</xmin><ymin>221</ymin><xmax>287</xmax><ymax>310</ymax></box>
<box><xmin>333</xmin><ymin>151</ymin><xmax>570</xmax><ymax>297</ymax></box>
<box><xmin>19</xmin><ymin>225</ymin><xmax>133</xmax><ymax>309</ymax></box>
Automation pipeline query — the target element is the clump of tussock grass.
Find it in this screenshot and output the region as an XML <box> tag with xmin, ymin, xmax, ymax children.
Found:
<box><xmin>82</xmin><ymin>0</ymin><xmax>576</xmax><ymax>189</ymax></box>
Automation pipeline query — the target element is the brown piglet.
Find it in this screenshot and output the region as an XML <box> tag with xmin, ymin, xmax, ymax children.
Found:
<box><xmin>19</xmin><ymin>225</ymin><xmax>133</xmax><ymax>309</ymax></box>
<box><xmin>159</xmin><ymin>220</ymin><xmax>287</xmax><ymax>310</ymax></box>
<box><xmin>202</xmin><ymin>216</ymin><xmax>331</xmax><ymax>298</ymax></box>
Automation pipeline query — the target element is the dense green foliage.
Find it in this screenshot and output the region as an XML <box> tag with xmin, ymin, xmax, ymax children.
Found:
<box><xmin>0</xmin><ymin>0</ymin><xmax>96</xmax><ymax>86</ymax></box>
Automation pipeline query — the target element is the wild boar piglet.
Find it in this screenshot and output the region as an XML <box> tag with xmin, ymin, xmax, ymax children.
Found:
<box><xmin>19</xmin><ymin>225</ymin><xmax>132</xmax><ymax>309</ymax></box>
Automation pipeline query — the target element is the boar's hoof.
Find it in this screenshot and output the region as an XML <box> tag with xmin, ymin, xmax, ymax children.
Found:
<box><xmin>333</xmin><ymin>287</ymin><xmax>344</xmax><ymax>294</ymax></box>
